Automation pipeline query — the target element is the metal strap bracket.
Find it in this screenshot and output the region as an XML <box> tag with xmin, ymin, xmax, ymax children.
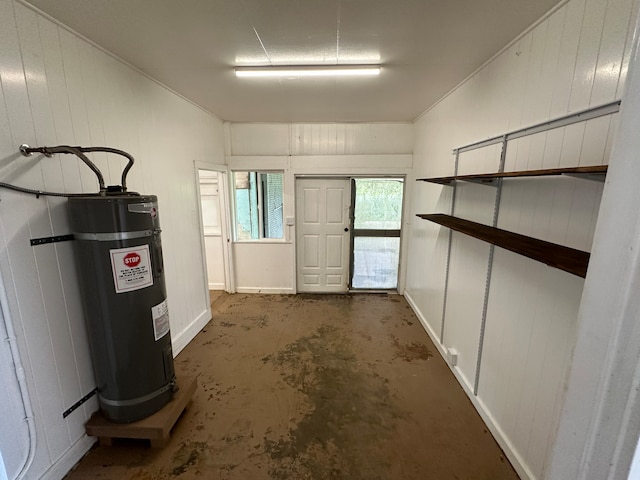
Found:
<box><xmin>63</xmin><ymin>387</ymin><xmax>98</xmax><ymax>418</ymax></box>
<box><xmin>30</xmin><ymin>234</ymin><xmax>74</xmax><ymax>246</ymax></box>
<box><xmin>73</xmin><ymin>230</ymin><xmax>153</xmax><ymax>242</ymax></box>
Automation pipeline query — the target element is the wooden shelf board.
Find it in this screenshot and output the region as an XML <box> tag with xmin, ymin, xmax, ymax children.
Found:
<box><xmin>417</xmin><ymin>165</ymin><xmax>607</xmax><ymax>185</ymax></box>
<box><xmin>417</xmin><ymin>213</ymin><xmax>590</xmax><ymax>278</ymax></box>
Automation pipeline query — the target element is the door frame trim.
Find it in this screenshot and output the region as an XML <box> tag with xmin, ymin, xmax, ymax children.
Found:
<box><xmin>194</xmin><ymin>161</ymin><xmax>235</xmax><ymax>297</ymax></box>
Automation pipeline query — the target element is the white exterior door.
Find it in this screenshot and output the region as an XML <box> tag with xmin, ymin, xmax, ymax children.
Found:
<box><xmin>296</xmin><ymin>178</ymin><xmax>351</xmax><ymax>293</ymax></box>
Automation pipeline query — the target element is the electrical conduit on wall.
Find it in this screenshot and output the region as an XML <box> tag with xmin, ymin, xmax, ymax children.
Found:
<box><xmin>0</xmin><ymin>273</ymin><xmax>36</xmax><ymax>480</ymax></box>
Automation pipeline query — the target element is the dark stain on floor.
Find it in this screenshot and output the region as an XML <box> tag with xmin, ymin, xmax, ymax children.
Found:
<box><xmin>262</xmin><ymin>324</ymin><xmax>403</xmax><ymax>479</ymax></box>
<box><xmin>241</xmin><ymin>314</ymin><xmax>269</xmax><ymax>331</ymax></box>
<box><xmin>171</xmin><ymin>441</ymin><xmax>208</xmax><ymax>476</ymax></box>
<box><xmin>64</xmin><ymin>292</ymin><xmax>519</xmax><ymax>480</ymax></box>
<box><xmin>390</xmin><ymin>334</ymin><xmax>433</xmax><ymax>362</ymax></box>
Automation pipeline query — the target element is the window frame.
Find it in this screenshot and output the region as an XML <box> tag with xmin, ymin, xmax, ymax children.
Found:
<box><xmin>230</xmin><ymin>169</ymin><xmax>285</xmax><ymax>243</ymax></box>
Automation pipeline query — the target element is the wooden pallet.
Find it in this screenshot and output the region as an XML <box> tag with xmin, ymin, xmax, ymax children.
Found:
<box><xmin>85</xmin><ymin>375</ymin><xmax>197</xmax><ymax>448</ymax></box>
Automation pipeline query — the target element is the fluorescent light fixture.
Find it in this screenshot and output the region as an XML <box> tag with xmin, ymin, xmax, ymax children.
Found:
<box><xmin>235</xmin><ymin>65</ymin><xmax>380</xmax><ymax>78</ymax></box>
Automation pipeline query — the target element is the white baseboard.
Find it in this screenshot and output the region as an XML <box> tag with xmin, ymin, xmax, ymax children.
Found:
<box><xmin>403</xmin><ymin>291</ymin><xmax>448</xmax><ymax>359</ymax></box>
<box><xmin>171</xmin><ymin>308</ymin><xmax>211</xmax><ymax>356</ymax></box>
<box><xmin>235</xmin><ymin>287</ymin><xmax>294</xmax><ymax>294</ymax></box>
<box><xmin>208</xmin><ymin>282</ymin><xmax>224</xmax><ymax>290</ymax></box>
<box><xmin>403</xmin><ymin>291</ymin><xmax>535</xmax><ymax>480</ymax></box>
<box><xmin>40</xmin><ymin>434</ymin><xmax>96</xmax><ymax>480</ymax></box>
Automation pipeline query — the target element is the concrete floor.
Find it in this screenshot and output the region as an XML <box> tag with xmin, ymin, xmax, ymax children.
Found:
<box><xmin>66</xmin><ymin>293</ymin><xmax>519</xmax><ymax>480</ymax></box>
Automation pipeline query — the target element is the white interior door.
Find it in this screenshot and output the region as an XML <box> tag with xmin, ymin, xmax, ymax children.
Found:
<box><xmin>195</xmin><ymin>162</ymin><xmax>234</xmax><ymax>294</ymax></box>
<box><xmin>198</xmin><ymin>170</ymin><xmax>225</xmax><ymax>290</ymax></box>
<box><xmin>296</xmin><ymin>178</ymin><xmax>351</xmax><ymax>293</ymax></box>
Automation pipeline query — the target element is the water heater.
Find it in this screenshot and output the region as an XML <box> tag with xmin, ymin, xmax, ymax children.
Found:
<box><xmin>68</xmin><ymin>194</ymin><xmax>175</xmax><ymax>423</ymax></box>
<box><xmin>16</xmin><ymin>144</ymin><xmax>176</xmax><ymax>423</ymax></box>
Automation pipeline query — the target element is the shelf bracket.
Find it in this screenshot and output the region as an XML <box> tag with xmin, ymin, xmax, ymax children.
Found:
<box><xmin>474</xmin><ymin>135</ymin><xmax>507</xmax><ymax>395</ymax></box>
<box><xmin>453</xmin><ymin>100</ymin><xmax>621</xmax><ymax>155</ymax></box>
<box><xmin>458</xmin><ymin>178</ymin><xmax>497</xmax><ymax>187</ymax></box>
<box><xmin>562</xmin><ymin>172</ymin><xmax>606</xmax><ymax>183</ymax></box>
<box><xmin>440</xmin><ymin>150</ymin><xmax>460</xmax><ymax>343</ymax></box>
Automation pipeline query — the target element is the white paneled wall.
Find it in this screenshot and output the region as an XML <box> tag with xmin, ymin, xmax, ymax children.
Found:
<box><xmin>226</xmin><ymin>123</ymin><xmax>413</xmax><ymax>293</ymax></box>
<box><xmin>0</xmin><ymin>302</ymin><xmax>30</xmax><ymax>480</ymax></box>
<box><xmin>228</xmin><ymin>122</ymin><xmax>413</xmax><ymax>156</ymax></box>
<box><xmin>227</xmin><ymin>123</ymin><xmax>291</xmax><ymax>156</ymax></box>
<box><xmin>405</xmin><ymin>0</ymin><xmax>636</xmax><ymax>479</ymax></box>
<box><xmin>291</xmin><ymin>123</ymin><xmax>413</xmax><ymax>155</ymax></box>
<box><xmin>0</xmin><ymin>1</ymin><xmax>224</xmax><ymax>479</ymax></box>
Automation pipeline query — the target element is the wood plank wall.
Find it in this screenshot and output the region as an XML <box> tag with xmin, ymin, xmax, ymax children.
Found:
<box><xmin>0</xmin><ymin>1</ymin><xmax>225</xmax><ymax>478</ymax></box>
<box><xmin>405</xmin><ymin>0</ymin><xmax>636</xmax><ymax>479</ymax></box>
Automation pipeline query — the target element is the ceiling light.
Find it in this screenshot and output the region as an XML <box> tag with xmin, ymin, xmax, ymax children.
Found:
<box><xmin>235</xmin><ymin>65</ymin><xmax>381</xmax><ymax>78</ymax></box>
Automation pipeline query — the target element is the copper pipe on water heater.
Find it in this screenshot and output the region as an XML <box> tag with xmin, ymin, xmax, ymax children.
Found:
<box><xmin>19</xmin><ymin>144</ymin><xmax>135</xmax><ymax>195</ymax></box>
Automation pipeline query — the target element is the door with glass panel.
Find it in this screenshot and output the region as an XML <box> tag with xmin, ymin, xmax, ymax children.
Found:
<box><xmin>350</xmin><ymin>178</ymin><xmax>403</xmax><ymax>290</ymax></box>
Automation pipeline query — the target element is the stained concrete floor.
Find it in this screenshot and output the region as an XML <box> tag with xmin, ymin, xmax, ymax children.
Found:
<box><xmin>66</xmin><ymin>293</ymin><xmax>519</xmax><ymax>480</ymax></box>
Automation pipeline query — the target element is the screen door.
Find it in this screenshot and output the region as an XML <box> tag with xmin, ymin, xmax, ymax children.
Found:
<box><xmin>350</xmin><ymin>178</ymin><xmax>403</xmax><ymax>290</ymax></box>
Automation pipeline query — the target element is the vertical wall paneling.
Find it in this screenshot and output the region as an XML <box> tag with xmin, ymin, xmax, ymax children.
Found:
<box><xmin>520</xmin><ymin>18</ymin><xmax>548</xmax><ymax>128</ymax></box>
<box><xmin>290</xmin><ymin>123</ymin><xmax>413</xmax><ymax>156</ymax></box>
<box><xmin>59</xmin><ymin>30</ymin><xmax>96</xmax><ymax>194</ymax></box>
<box><xmin>441</xmin><ymin>233</ymin><xmax>490</xmax><ymax>388</ymax></box>
<box><xmin>537</xmin><ymin>10</ymin><xmax>565</xmax><ymax>121</ymax></box>
<box><xmin>16</xmin><ymin>4</ymin><xmax>90</xmax><ymax>452</ymax></box>
<box><xmin>0</xmin><ymin>8</ymin><xmax>50</xmax><ymax>480</ymax></box>
<box><xmin>614</xmin><ymin>0</ymin><xmax>637</xmax><ymax>99</ymax></box>
<box><xmin>591</xmin><ymin>0</ymin><xmax>633</xmax><ymax>106</ymax></box>
<box><xmin>0</xmin><ymin>302</ymin><xmax>31</xmax><ymax>480</ymax></box>
<box><xmin>406</xmin><ymin>0</ymin><xmax>636</xmax><ymax>478</ymax></box>
<box><xmin>506</xmin><ymin>33</ymin><xmax>533</xmax><ymax>132</ymax></box>
<box><xmin>545</xmin><ymin>9</ymin><xmax>640</xmax><ymax>476</ymax></box>
<box><xmin>1</xmin><ymin>0</ymin><xmax>69</xmax><ymax>470</ymax></box>
<box><xmin>0</xmin><ymin>9</ymin><xmax>32</xmax><ymax>470</ymax></box>
<box><xmin>37</xmin><ymin>13</ymin><xmax>98</xmax><ymax>429</ymax></box>
<box><xmin>0</xmin><ymin>1</ymin><xmax>225</xmax><ymax>478</ymax></box>
<box><xmin>229</xmin><ymin>123</ymin><xmax>291</xmax><ymax>156</ymax></box>
<box><xmin>569</xmin><ymin>0</ymin><xmax>607</xmax><ymax>111</ymax></box>
<box><xmin>78</xmin><ymin>41</ymin><xmax>111</xmax><ymax>184</ymax></box>
<box><xmin>456</xmin><ymin>144</ymin><xmax>501</xmax><ymax>176</ymax></box>
<box><xmin>38</xmin><ymin>16</ymin><xmax>83</xmax><ymax>197</ymax></box>
<box><xmin>549</xmin><ymin>0</ymin><xmax>583</xmax><ymax>119</ymax></box>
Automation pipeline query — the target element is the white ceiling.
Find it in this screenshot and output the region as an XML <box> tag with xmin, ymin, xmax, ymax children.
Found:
<box><xmin>25</xmin><ymin>0</ymin><xmax>562</xmax><ymax>122</ymax></box>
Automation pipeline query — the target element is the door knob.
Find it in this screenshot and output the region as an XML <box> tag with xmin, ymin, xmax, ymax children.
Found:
<box><xmin>344</xmin><ymin>228</ymin><xmax>349</xmax><ymax>232</ymax></box>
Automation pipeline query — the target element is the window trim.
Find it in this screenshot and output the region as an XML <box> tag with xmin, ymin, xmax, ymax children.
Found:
<box><xmin>230</xmin><ymin>169</ymin><xmax>285</xmax><ymax>243</ymax></box>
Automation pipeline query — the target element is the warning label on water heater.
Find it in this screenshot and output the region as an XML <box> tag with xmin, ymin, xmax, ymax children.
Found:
<box><xmin>110</xmin><ymin>245</ymin><xmax>153</xmax><ymax>293</ymax></box>
<box><xmin>152</xmin><ymin>299</ymin><xmax>170</xmax><ymax>341</ymax></box>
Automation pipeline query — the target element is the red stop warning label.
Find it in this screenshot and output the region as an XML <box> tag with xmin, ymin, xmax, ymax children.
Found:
<box><xmin>123</xmin><ymin>252</ymin><xmax>141</xmax><ymax>267</ymax></box>
<box><xmin>110</xmin><ymin>245</ymin><xmax>152</xmax><ymax>293</ymax></box>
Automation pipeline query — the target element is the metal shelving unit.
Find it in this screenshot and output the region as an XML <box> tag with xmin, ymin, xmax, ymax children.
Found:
<box><xmin>416</xmin><ymin>100</ymin><xmax>620</xmax><ymax>394</ymax></box>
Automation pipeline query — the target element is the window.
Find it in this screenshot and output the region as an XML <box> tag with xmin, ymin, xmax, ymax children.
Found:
<box><xmin>233</xmin><ymin>171</ymin><xmax>284</xmax><ymax>240</ymax></box>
